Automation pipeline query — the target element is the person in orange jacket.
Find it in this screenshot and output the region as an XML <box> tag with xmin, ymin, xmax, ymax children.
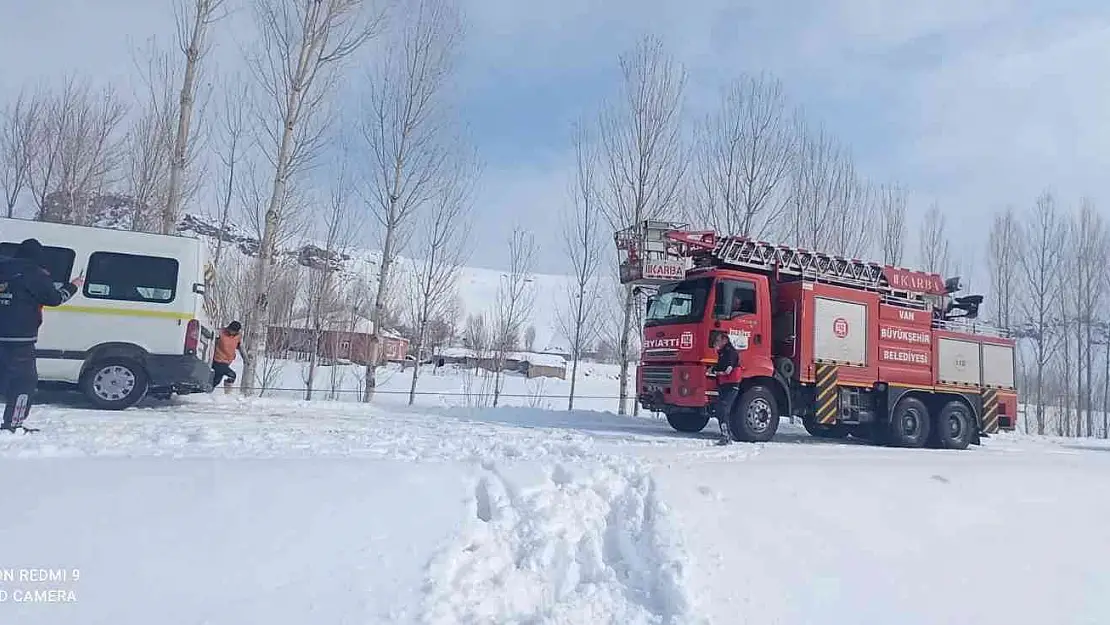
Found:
<box><xmin>710</xmin><ymin>331</ymin><xmax>742</xmax><ymax>444</ymax></box>
<box><xmin>211</xmin><ymin>321</ymin><xmax>248</xmax><ymax>394</ymax></box>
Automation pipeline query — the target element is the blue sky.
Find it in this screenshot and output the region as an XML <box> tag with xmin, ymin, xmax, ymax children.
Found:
<box><xmin>4</xmin><ymin>0</ymin><xmax>1110</xmax><ymax>282</ymax></box>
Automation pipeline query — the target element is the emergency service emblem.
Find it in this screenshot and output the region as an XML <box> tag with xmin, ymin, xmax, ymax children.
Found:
<box><xmin>833</xmin><ymin>317</ymin><xmax>849</xmax><ymax>339</ymax></box>
<box><xmin>679</xmin><ymin>332</ymin><xmax>693</xmax><ymax>349</ymax></box>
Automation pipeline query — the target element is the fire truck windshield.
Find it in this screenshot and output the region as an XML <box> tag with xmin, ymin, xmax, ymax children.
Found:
<box><xmin>645</xmin><ymin>277</ymin><xmax>711</xmax><ymax>327</ymax></box>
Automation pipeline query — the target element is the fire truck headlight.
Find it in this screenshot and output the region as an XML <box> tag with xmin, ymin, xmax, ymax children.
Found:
<box><xmin>680</xmin><ymin>370</ymin><xmax>690</xmax><ymax>382</ymax></box>
<box><xmin>679</xmin><ymin>386</ymin><xmax>690</xmax><ymax>397</ymax></box>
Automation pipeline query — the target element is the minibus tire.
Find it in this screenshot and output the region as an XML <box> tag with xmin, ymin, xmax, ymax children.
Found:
<box><xmin>80</xmin><ymin>358</ymin><xmax>150</xmax><ymax>410</ymax></box>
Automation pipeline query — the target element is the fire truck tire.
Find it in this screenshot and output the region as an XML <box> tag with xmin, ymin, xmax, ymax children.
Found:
<box><xmin>887</xmin><ymin>396</ymin><xmax>931</xmax><ymax>448</ymax></box>
<box><xmin>731</xmin><ymin>386</ymin><xmax>780</xmax><ymax>443</ymax></box>
<box><xmin>666</xmin><ymin>411</ymin><xmax>710</xmax><ymax>433</ymax></box>
<box><xmin>934</xmin><ymin>400</ymin><xmax>974</xmax><ymax>450</ymax></box>
<box><xmin>803</xmin><ymin>417</ymin><xmax>850</xmax><ymax>439</ymax></box>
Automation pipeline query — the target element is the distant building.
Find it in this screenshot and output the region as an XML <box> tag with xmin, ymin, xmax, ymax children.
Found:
<box><xmin>437</xmin><ymin>347</ymin><xmax>567</xmax><ymax>379</ymax></box>
<box><xmin>267</xmin><ymin>312</ymin><xmax>409</xmax><ymax>366</ymax></box>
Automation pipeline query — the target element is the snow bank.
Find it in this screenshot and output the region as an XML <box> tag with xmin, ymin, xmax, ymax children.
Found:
<box><xmin>423</xmin><ymin>458</ymin><xmax>702</xmax><ymax>624</ymax></box>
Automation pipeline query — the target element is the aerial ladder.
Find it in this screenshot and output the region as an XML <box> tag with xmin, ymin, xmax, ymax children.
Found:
<box><xmin>615</xmin><ymin>220</ymin><xmax>987</xmax><ymax>327</ymax></box>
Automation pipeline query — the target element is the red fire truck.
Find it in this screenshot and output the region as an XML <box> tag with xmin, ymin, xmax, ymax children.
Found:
<box><xmin>617</xmin><ymin>221</ymin><xmax>1018</xmax><ymax>449</ymax></box>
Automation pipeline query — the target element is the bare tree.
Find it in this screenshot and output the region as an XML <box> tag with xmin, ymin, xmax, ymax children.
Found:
<box><xmin>405</xmin><ymin>153</ymin><xmax>474</xmax><ymax>405</ymax></box>
<box><xmin>257</xmin><ymin>256</ymin><xmax>303</xmax><ymax>395</ymax></box>
<box><xmin>241</xmin><ymin>0</ymin><xmax>382</xmax><ymax>395</ymax></box>
<box><xmin>876</xmin><ymin>183</ymin><xmax>908</xmax><ymax>265</ymax></box>
<box><xmin>205</xmin><ymin>74</ymin><xmax>252</xmax><ymax>322</ymax></box>
<box><xmin>826</xmin><ymin>166</ymin><xmax>873</xmax><ymax>259</ymax></box>
<box><xmin>125</xmin><ymin>45</ymin><xmax>178</xmax><ymax>232</ymax></box>
<box><xmin>1017</xmin><ymin>191</ymin><xmax>1066</xmax><ymax>435</ymax></box>
<box><xmin>692</xmin><ymin>72</ymin><xmax>794</xmax><ymax>238</ymax></box>
<box><xmin>492</xmin><ymin>227</ymin><xmax>536</xmax><ymax>406</ymax></box>
<box><xmin>304</xmin><ymin>162</ymin><xmax>357</xmax><ymax>400</ymax></box>
<box><xmin>28</xmin><ymin>77</ymin><xmax>128</xmax><ymax>225</ymax></box>
<box><xmin>987</xmin><ymin>207</ymin><xmax>1020</xmax><ymax>329</ymax></box>
<box><xmin>1</xmin><ymin>87</ymin><xmax>41</xmax><ymax>218</ymax></box>
<box><xmin>787</xmin><ymin>121</ymin><xmax>854</xmax><ymax>251</ymax></box>
<box><xmin>461</xmin><ymin>311</ymin><xmax>494</xmax><ymax>406</ymax></box>
<box><xmin>1071</xmin><ymin>199</ymin><xmax>1106</xmax><ymax>437</ymax></box>
<box><xmin>359</xmin><ymin>0</ymin><xmax>463</xmax><ymax>401</ymax></box>
<box><xmin>556</xmin><ymin>122</ymin><xmax>604</xmax><ymax>410</ymax></box>
<box><xmin>597</xmin><ymin>36</ymin><xmax>687</xmax><ymax>415</ymax></box>
<box><xmin>163</xmin><ymin>0</ymin><xmax>227</xmax><ymax>233</ymax></box>
<box><xmin>918</xmin><ymin>201</ymin><xmax>950</xmax><ymax>275</ymax></box>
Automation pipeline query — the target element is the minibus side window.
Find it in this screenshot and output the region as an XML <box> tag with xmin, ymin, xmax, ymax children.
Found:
<box><xmin>83</xmin><ymin>251</ymin><xmax>179</xmax><ymax>303</ymax></box>
<box><xmin>0</xmin><ymin>242</ymin><xmax>76</xmax><ymax>288</ymax></box>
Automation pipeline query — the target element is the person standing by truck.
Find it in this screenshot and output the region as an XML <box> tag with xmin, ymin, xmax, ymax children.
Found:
<box><xmin>0</xmin><ymin>238</ymin><xmax>84</xmax><ymax>432</ymax></box>
<box><xmin>710</xmin><ymin>331</ymin><xmax>742</xmax><ymax>444</ymax></box>
<box><xmin>211</xmin><ymin>321</ymin><xmax>248</xmax><ymax>394</ymax></box>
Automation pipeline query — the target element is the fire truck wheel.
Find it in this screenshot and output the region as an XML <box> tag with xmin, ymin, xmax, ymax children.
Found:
<box><xmin>803</xmin><ymin>417</ymin><xmax>850</xmax><ymax>439</ymax></box>
<box><xmin>666</xmin><ymin>411</ymin><xmax>710</xmax><ymax>433</ymax></box>
<box><xmin>888</xmin><ymin>396</ymin><xmax>931</xmax><ymax>448</ymax></box>
<box><xmin>731</xmin><ymin>386</ymin><xmax>780</xmax><ymax>443</ymax></box>
<box><xmin>934</xmin><ymin>400</ymin><xmax>974</xmax><ymax>450</ymax></box>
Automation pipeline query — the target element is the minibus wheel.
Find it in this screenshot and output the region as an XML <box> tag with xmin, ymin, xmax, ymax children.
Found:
<box><xmin>80</xmin><ymin>358</ymin><xmax>150</xmax><ymax>410</ymax></box>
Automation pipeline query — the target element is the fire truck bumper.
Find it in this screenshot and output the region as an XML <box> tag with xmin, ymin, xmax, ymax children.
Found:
<box><xmin>638</xmin><ymin>364</ymin><xmax>710</xmax><ymax>411</ymax></box>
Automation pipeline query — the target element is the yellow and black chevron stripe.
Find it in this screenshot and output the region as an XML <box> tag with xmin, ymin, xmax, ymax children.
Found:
<box><xmin>981</xmin><ymin>388</ymin><xmax>1000</xmax><ymax>434</ymax></box>
<box><xmin>815</xmin><ymin>363</ymin><xmax>839</xmax><ymax>425</ymax></box>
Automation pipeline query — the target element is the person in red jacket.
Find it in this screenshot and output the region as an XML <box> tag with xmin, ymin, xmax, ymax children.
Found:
<box><xmin>211</xmin><ymin>321</ymin><xmax>248</xmax><ymax>394</ymax></box>
<box><xmin>710</xmin><ymin>331</ymin><xmax>742</xmax><ymax>444</ymax></box>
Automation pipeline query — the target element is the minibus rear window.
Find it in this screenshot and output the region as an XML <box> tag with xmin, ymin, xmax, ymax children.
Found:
<box><xmin>0</xmin><ymin>242</ymin><xmax>75</xmax><ymax>288</ymax></box>
<box><xmin>84</xmin><ymin>252</ymin><xmax>179</xmax><ymax>303</ymax></box>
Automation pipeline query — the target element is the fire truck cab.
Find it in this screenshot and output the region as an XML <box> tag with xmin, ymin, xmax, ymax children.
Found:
<box><xmin>618</xmin><ymin>221</ymin><xmax>1018</xmax><ymax>450</ymax></box>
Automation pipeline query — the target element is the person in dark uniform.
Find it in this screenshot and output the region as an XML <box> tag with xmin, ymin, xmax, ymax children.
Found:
<box><xmin>0</xmin><ymin>239</ymin><xmax>83</xmax><ymax>432</ymax></box>
<box><xmin>709</xmin><ymin>331</ymin><xmax>742</xmax><ymax>444</ymax></box>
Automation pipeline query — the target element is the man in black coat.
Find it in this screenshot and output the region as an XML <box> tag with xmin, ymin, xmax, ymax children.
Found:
<box><xmin>0</xmin><ymin>239</ymin><xmax>83</xmax><ymax>432</ymax></box>
<box><xmin>710</xmin><ymin>331</ymin><xmax>742</xmax><ymax>444</ymax></box>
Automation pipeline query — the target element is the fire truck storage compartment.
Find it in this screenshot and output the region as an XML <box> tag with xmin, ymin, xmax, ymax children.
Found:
<box><xmin>937</xmin><ymin>337</ymin><xmax>981</xmax><ymax>386</ymax></box>
<box><xmin>813</xmin><ymin>296</ymin><xmax>868</xmax><ymax>366</ymax></box>
<box><xmin>981</xmin><ymin>342</ymin><xmax>1016</xmax><ymax>389</ymax></box>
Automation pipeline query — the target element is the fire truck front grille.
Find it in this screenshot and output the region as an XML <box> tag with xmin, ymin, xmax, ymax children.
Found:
<box><xmin>641</xmin><ymin>366</ymin><xmax>673</xmax><ymax>387</ymax></box>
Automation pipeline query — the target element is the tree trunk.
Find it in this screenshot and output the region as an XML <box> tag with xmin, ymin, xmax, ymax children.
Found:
<box><xmin>305</xmin><ymin>336</ymin><xmax>318</xmax><ymax>401</ymax></box>
<box><xmin>1035</xmin><ymin>333</ymin><xmax>1046</xmax><ymax>436</ymax></box>
<box><xmin>1086</xmin><ymin>322</ymin><xmax>1094</xmax><ymax>437</ymax></box>
<box><xmin>493</xmin><ymin>359</ymin><xmax>504</xmax><ymax>407</ymax></box>
<box><xmin>242</xmin><ymin>104</ymin><xmax>295</xmax><ymax>395</ymax></box>
<box><xmin>1061</xmin><ymin>328</ymin><xmax>1072</xmax><ymax>437</ymax></box>
<box><xmin>164</xmin><ymin>2</ymin><xmax>206</xmax><ymax>234</ymax></box>
<box><xmin>1076</xmin><ymin>318</ymin><xmax>1084</xmax><ymax>437</ymax></box>
<box><xmin>568</xmin><ymin>289</ymin><xmax>588</xmax><ymax>412</ymax></box>
<box><xmin>365</xmin><ymin>213</ymin><xmax>398</xmax><ymax>402</ymax></box>
<box><xmin>408</xmin><ymin>298</ymin><xmax>432</xmax><ymax>406</ymax></box>
<box><xmin>616</xmin><ymin>283</ymin><xmax>635</xmax><ymax>415</ymax></box>
<box><xmin>1103</xmin><ymin>336</ymin><xmax>1109</xmax><ymax>438</ymax></box>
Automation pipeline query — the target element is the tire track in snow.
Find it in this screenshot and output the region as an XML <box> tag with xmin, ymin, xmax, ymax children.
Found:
<box><xmin>421</xmin><ymin>458</ymin><xmax>707</xmax><ymax>625</ymax></box>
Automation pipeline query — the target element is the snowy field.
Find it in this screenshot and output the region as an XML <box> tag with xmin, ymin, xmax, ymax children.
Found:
<box><xmin>3</xmin><ymin>363</ymin><xmax>1110</xmax><ymax>624</ymax></box>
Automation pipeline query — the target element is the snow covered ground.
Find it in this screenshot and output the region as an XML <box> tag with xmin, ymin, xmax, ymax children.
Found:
<box><xmin>3</xmin><ymin>364</ymin><xmax>1110</xmax><ymax>624</ymax></box>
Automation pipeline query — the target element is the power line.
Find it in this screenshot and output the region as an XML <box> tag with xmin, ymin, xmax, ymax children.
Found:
<box><xmin>240</xmin><ymin>386</ymin><xmax>630</xmax><ymax>400</ymax></box>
